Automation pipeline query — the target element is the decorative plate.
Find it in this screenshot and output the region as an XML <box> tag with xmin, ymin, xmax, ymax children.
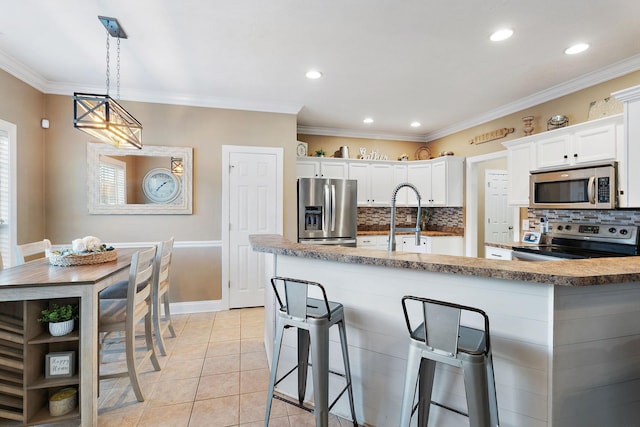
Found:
<box><xmin>296</xmin><ymin>142</ymin><xmax>308</xmax><ymax>157</ymax></box>
<box><xmin>415</xmin><ymin>146</ymin><xmax>431</xmax><ymax>160</ymax></box>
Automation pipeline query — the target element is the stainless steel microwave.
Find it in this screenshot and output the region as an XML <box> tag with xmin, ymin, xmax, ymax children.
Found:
<box><xmin>529</xmin><ymin>163</ymin><xmax>617</xmax><ymax>209</ymax></box>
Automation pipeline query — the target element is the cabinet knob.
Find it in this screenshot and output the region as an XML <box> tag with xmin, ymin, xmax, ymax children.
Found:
<box><xmin>574</xmin><ymin>153</ymin><xmax>578</xmax><ymax>158</ymax></box>
<box><xmin>563</xmin><ymin>155</ymin><xmax>568</xmax><ymax>159</ymax></box>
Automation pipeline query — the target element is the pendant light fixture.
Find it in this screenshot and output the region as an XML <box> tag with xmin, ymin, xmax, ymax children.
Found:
<box><xmin>73</xmin><ymin>16</ymin><xmax>142</xmax><ymax>149</ymax></box>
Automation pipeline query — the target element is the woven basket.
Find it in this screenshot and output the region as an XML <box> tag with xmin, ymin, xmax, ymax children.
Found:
<box><xmin>49</xmin><ymin>249</ymin><xmax>117</xmax><ymax>267</ymax></box>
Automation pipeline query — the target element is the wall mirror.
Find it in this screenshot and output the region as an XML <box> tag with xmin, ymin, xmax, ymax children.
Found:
<box><xmin>87</xmin><ymin>143</ymin><xmax>193</xmax><ymax>214</ymax></box>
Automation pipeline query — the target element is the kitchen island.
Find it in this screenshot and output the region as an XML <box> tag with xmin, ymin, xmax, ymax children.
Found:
<box><xmin>251</xmin><ymin>234</ymin><xmax>640</xmax><ymax>427</ymax></box>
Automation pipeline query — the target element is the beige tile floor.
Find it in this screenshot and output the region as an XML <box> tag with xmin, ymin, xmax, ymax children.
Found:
<box><xmin>97</xmin><ymin>307</ymin><xmax>356</xmax><ymax>427</ymax></box>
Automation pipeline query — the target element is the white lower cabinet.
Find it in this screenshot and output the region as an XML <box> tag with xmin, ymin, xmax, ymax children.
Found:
<box><xmin>357</xmin><ymin>235</ymin><xmax>394</xmax><ymax>250</ymax></box>
<box><xmin>484</xmin><ymin>245</ymin><xmax>513</xmax><ymax>260</ymax></box>
<box><xmin>428</xmin><ymin>236</ymin><xmax>464</xmax><ymax>256</ymax></box>
<box><xmin>400</xmin><ymin>236</ymin><xmax>429</xmax><ymax>253</ymax></box>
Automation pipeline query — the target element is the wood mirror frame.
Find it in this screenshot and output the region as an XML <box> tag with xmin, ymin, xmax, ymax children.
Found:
<box><xmin>87</xmin><ymin>143</ymin><xmax>193</xmax><ymax>214</ymax></box>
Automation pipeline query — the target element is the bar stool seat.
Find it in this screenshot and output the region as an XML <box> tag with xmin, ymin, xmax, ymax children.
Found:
<box><xmin>399</xmin><ymin>296</ymin><xmax>499</xmax><ymax>427</ymax></box>
<box><xmin>265</xmin><ymin>276</ymin><xmax>358</xmax><ymax>427</ymax></box>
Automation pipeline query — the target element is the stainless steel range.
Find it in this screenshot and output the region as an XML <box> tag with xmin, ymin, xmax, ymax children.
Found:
<box><xmin>511</xmin><ymin>222</ymin><xmax>640</xmax><ymax>261</ymax></box>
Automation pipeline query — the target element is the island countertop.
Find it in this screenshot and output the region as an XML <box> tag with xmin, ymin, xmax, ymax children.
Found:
<box><xmin>249</xmin><ymin>234</ymin><xmax>640</xmax><ymax>286</ymax></box>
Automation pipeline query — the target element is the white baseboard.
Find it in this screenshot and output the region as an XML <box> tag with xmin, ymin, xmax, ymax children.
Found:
<box><xmin>164</xmin><ymin>299</ymin><xmax>228</xmax><ymax>315</ymax></box>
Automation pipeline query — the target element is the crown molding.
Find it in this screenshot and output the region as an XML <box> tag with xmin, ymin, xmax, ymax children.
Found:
<box><xmin>612</xmin><ymin>83</ymin><xmax>640</xmax><ymax>102</ymax></box>
<box><xmin>296</xmin><ymin>125</ymin><xmax>426</xmax><ymax>142</ymax></box>
<box><xmin>0</xmin><ymin>50</ymin><xmax>50</xmax><ymax>92</ymax></box>
<box><xmin>422</xmin><ymin>54</ymin><xmax>640</xmax><ymax>142</ymax></box>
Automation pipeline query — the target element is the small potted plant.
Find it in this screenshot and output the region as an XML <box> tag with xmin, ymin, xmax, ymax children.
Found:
<box><xmin>315</xmin><ymin>148</ymin><xmax>326</xmax><ymax>157</ymax></box>
<box><xmin>38</xmin><ymin>303</ymin><xmax>79</xmax><ymax>337</ymax></box>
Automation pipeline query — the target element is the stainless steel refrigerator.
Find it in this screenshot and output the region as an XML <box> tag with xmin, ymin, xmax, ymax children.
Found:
<box><xmin>298</xmin><ymin>178</ymin><xmax>357</xmax><ymax>246</ymax></box>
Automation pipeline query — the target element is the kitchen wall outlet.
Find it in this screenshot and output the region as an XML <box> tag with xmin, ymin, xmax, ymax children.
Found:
<box><xmin>522</xmin><ymin>219</ymin><xmax>530</xmax><ymax>230</ymax></box>
<box><xmin>406</xmin><ymin>214</ymin><xmax>411</xmax><ymax>222</ymax></box>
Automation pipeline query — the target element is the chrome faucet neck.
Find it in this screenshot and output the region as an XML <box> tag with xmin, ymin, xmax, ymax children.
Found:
<box><xmin>389</xmin><ymin>183</ymin><xmax>422</xmax><ymax>252</ymax></box>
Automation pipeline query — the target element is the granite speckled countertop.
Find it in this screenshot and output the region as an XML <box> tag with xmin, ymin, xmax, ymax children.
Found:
<box><xmin>250</xmin><ymin>234</ymin><xmax>640</xmax><ymax>287</ymax></box>
<box><xmin>358</xmin><ymin>230</ymin><xmax>461</xmax><ymax>237</ymax></box>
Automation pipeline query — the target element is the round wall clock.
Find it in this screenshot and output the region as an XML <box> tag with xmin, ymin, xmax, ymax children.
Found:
<box><xmin>142</xmin><ymin>168</ymin><xmax>181</xmax><ymax>203</ymax></box>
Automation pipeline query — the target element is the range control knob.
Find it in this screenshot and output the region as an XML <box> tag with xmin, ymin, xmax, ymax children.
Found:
<box><xmin>557</xmin><ymin>225</ymin><xmax>564</xmax><ymax>231</ymax></box>
<box><xmin>565</xmin><ymin>225</ymin><xmax>572</xmax><ymax>231</ymax></box>
<box><xmin>609</xmin><ymin>227</ymin><xmax>617</xmax><ymax>234</ymax></box>
<box><xmin>620</xmin><ymin>229</ymin><xmax>629</xmax><ymax>235</ymax></box>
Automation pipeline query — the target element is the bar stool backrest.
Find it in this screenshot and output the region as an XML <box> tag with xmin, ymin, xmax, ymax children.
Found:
<box><xmin>270</xmin><ymin>276</ymin><xmax>331</xmax><ymax>321</ymax></box>
<box><xmin>402</xmin><ymin>296</ymin><xmax>490</xmax><ymax>358</ymax></box>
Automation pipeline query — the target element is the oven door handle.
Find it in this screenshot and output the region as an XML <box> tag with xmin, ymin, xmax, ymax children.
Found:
<box><xmin>512</xmin><ymin>251</ymin><xmax>564</xmax><ymax>262</ymax></box>
<box><xmin>587</xmin><ymin>176</ymin><xmax>596</xmax><ymax>204</ymax></box>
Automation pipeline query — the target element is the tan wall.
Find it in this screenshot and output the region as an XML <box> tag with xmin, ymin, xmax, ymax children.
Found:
<box><xmin>0</xmin><ymin>69</ymin><xmax>46</xmax><ymax>244</ymax></box>
<box><xmin>42</xmin><ymin>95</ymin><xmax>297</xmax><ymax>301</ymax></box>
<box><xmin>0</xmin><ymin>76</ymin><xmax>299</xmax><ymax>302</ymax></box>
<box><xmin>297</xmin><ymin>134</ymin><xmax>424</xmax><ymax>161</ymax></box>
<box><xmin>426</xmin><ymin>71</ymin><xmax>640</xmax><ymax>156</ymax></box>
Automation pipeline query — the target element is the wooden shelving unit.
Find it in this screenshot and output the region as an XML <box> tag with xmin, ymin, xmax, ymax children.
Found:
<box><xmin>0</xmin><ymin>299</ymin><xmax>80</xmax><ymax>426</ymax></box>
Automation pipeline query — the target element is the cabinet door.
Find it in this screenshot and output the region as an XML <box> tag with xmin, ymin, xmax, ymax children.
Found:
<box><xmin>392</xmin><ymin>164</ymin><xmax>409</xmax><ymax>206</ymax></box>
<box><xmin>536</xmin><ymin>134</ymin><xmax>571</xmax><ymax>169</ymax></box>
<box><xmin>348</xmin><ymin>162</ymin><xmax>370</xmax><ymax>205</ymax></box>
<box><xmin>429</xmin><ymin>160</ymin><xmax>447</xmax><ymax>206</ymax></box>
<box><xmin>320</xmin><ymin>160</ymin><xmax>348</xmax><ymax>178</ymax></box>
<box><xmin>429</xmin><ymin>236</ymin><xmax>463</xmax><ymax>255</ymax></box>
<box><xmin>297</xmin><ymin>159</ymin><xmax>320</xmax><ymax>178</ymax></box>
<box><xmin>507</xmin><ymin>141</ymin><xmax>533</xmax><ymax>206</ymax></box>
<box><xmin>485</xmin><ymin>245</ymin><xmax>512</xmax><ymax>260</ymax></box>
<box><xmin>407</xmin><ymin>163</ymin><xmax>430</xmax><ymax>206</ymax></box>
<box><xmin>369</xmin><ymin>163</ymin><xmax>395</xmax><ymax>206</ymax></box>
<box><xmin>401</xmin><ymin>236</ymin><xmax>429</xmax><ymax>253</ymax></box>
<box><xmin>573</xmin><ymin>123</ymin><xmax>617</xmax><ymax>165</ymax></box>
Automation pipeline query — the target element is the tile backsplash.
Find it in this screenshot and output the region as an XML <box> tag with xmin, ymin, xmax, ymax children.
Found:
<box><xmin>528</xmin><ymin>209</ymin><xmax>640</xmax><ymax>231</ymax></box>
<box><xmin>358</xmin><ymin>206</ymin><xmax>464</xmax><ymax>233</ymax></box>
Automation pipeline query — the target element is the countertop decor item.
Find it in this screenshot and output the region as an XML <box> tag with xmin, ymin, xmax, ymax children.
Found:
<box><xmin>414</xmin><ymin>146</ymin><xmax>431</xmax><ymax>160</ymax></box>
<box><xmin>469</xmin><ymin>127</ymin><xmax>514</xmax><ymax>144</ymax></box>
<box><xmin>296</xmin><ymin>141</ymin><xmax>308</xmax><ymax>157</ymax></box>
<box><xmin>522</xmin><ymin>116</ymin><xmax>534</xmax><ymax>135</ymax></box>
<box><xmin>547</xmin><ymin>115</ymin><xmax>569</xmax><ymax>130</ymax></box>
<box><xmin>49</xmin><ymin>236</ymin><xmax>117</xmax><ymax>266</ymax></box>
<box><xmin>315</xmin><ymin>148</ymin><xmax>326</xmax><ymax>157</ymax></box>
<box><xmin>49</xmin><ymin>387</ymin><xmax>77</xmax><ymax>417</ymax></box>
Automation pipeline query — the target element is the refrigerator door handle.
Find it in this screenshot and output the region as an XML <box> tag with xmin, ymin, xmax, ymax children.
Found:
<box><xmin>330</xmin><ymin>184</ymin><xmax>336</xmax><ymax>231</ymax></box>
<box><xmin>323</xmin><ymin>184</ymin><xmax>331</xmax><ymax>231</ymax></box>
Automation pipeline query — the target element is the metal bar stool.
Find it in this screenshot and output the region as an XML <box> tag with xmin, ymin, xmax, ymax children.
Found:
<box><xmin>399</xmin><ymin>296</ymin><xmax>499</xmax><ymax>427</ymax></box>
<box><xmin>265</xmin><ymin>276</ymin><xmax>358</xmax><ymax>427</ymax></box>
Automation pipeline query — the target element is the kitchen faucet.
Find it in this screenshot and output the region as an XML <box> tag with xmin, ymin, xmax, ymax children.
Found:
<box><xmin>388</xmin><ymin>183</ymin><xmax>422</xmax><ymax>251</ymax></box>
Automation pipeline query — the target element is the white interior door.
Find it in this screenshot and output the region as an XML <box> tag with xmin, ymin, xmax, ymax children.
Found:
<box><xmin>224</xmin><ymin>146</ymin><xmax>282</xmax><ymax>308</ymax></box>
<box><xmin>485</xmin><ymin>170</ymin><xmax>513</xmax><ymax>243</ymax></box>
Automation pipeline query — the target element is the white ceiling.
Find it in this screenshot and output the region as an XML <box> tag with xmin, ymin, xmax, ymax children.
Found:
<box><xmin>1</xmin><ymin>0</ymin><xmax>640</xmax><ymax>142</ymax></box>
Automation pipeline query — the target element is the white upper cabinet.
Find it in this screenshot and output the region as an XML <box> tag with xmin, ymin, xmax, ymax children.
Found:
<box><xmin>297</xmin><ymin>158</ymin><xmax>348</xmax><ymax>178</ymax></box>
<box><xmin>503</xmin><ymin>114</ymin><xmax>623</xmax><ymax>206</ymax></box>
<box><xmin>534</xmin><ymin>116</ymin><xmax>620</xmax><ymax>170</ymax></box>
<box><xmin>297</xmin><ymin>156</ymin><xmax>464</xmax><ymax>208</ymax></box>
<box><xmin>349</xmin><ymin>161</ymin><xmax>398</xmax><ymax>206</ymax></box>
<box><xmin>408</xmin><ymin>157</ymin><xmax>464</xmax><ymax>207</ymax></box>
<box><xmin>612</xmin><ymin>85</ymin><xmax>640</xmax><ymax>207</ymax></box>
<box><xmin>503</xmin><ymin>139</ymin><xmax>535</xmax><ymax>206</ymax></box>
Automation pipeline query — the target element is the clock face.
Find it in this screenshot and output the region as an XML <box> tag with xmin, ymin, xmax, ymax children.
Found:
<box><xmin>142</xmin><ymin>168</ymin><xmax>181</xmax><ymax>203</ymax></box>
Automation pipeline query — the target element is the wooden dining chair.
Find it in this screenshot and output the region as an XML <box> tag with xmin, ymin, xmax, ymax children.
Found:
<box><xmin>153</xmin><ymin>237</ymin><xmax>176</xmax><ymax>356</ymax></box>
<box><xmin>98</xmin><ymin>246</ymin><xmax>161</xmax><ymax>402</ymax></box>
<box><xmin>14</xmin><ymin>239</ymin><xmax>51</xmax><ymax>265</ymax></box>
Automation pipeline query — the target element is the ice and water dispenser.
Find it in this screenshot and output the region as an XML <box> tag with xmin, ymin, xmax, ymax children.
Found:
<box><xmin>303</xmin><ymin>206</ymin><xmax>323</xmax><ymax>231</ymax></box>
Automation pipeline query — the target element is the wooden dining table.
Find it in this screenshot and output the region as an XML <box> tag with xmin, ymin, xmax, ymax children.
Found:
<box><xmin>0</xmin><ymin>247</ymin><xmax>142</xmax><ymax>426</ymax></box>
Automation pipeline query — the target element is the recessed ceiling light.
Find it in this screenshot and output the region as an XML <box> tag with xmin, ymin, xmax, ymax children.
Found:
<box><xmin>564</xmin><ymin>43</ymin><xmax>589</xmax><ymax>55</ymax></box>
<box><xmin>305</xmin><ymin>70</ymin><xmax>323</xmax><ymax>79</ymax></box>
<box><xmin>410</xmin><ymin>121</ymin><xmax>421</xmax><ymax>128</ymax></box>
<box><xmin>363</xmin><ymin>117</ymin><xmax>374</xmax><ymax>124</ymax></box>
<box><xmin>489</xmin><ymin>28</ymin><xmax>514</xmax><ymax>42</ymax></box>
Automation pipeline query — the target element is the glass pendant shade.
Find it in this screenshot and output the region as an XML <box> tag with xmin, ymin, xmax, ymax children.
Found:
<box><xmin>73</xmin><ymin>92</ymin><xmax>142</xmax><ymax>149</ymax></box>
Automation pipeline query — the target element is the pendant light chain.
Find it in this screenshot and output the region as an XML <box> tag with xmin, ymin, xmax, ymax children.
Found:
<box><xmin>116</xmin><ymin>36</ymin><xmax>121</xmax><ymax>100</ymax></box>
<box><xmin>105</xmin><ymin>29</ymin><xmax>110</xmax><ymax>96</ymax></box>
